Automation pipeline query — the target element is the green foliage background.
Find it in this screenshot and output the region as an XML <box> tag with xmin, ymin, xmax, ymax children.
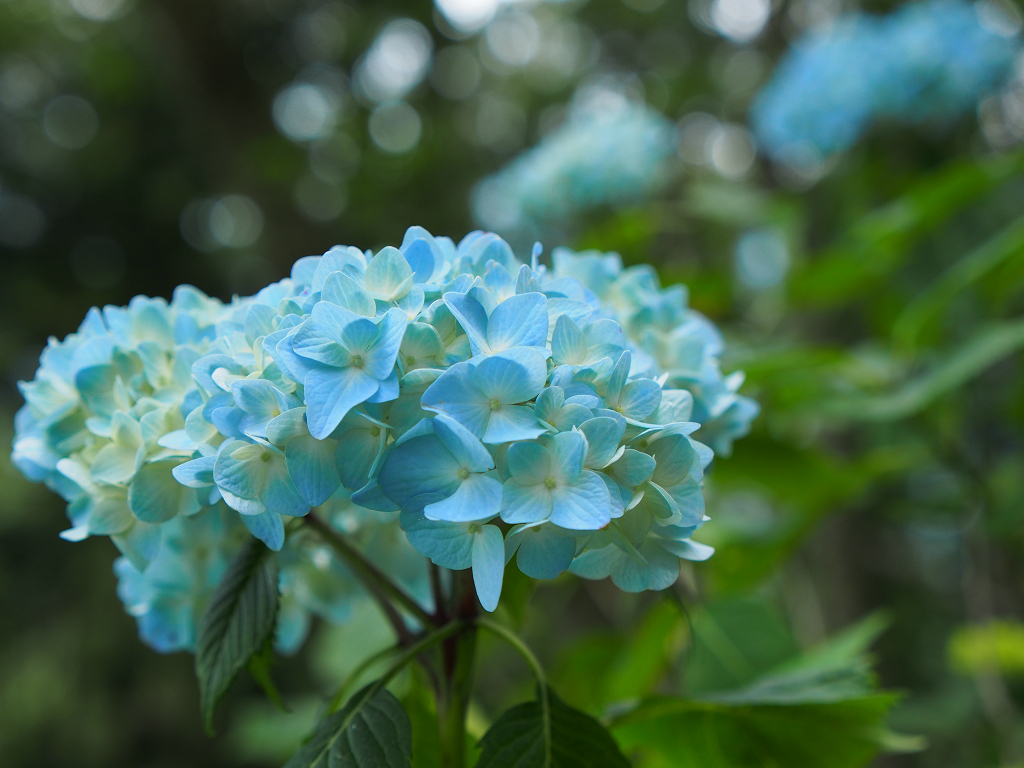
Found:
<box><xmin>1</xmin><ymin>0</ymin><xmax>1023</xmax><ymax>766</ymax></box>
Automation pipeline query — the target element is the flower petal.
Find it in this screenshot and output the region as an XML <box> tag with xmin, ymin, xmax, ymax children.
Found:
<box><xmin>425</xmin><ymin>473</ymin><xmax>502</xmax><ymax>522</ymax></box>
<box><xmin>471</xmin><ymin>525</ymin><xmax>505</xmax><ymax>612</ymax></box>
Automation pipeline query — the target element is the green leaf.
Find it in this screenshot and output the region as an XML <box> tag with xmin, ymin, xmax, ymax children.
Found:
<box><xmin>685</xmin><ymin>598</ymin><xmax>798</xmax><ymax>696</ymax></box>
<box><xmin>195</xmin><ymin>536</ymin><xmax>279</xmax><ymax>733</ymax></box>
<box><xmin>820</xmin><ymin>318</ymin><xmax>1024</xmax><ymax>421</ymax></box>
<box><xmin>612</xmin><ymin>613</ymin><xmax>913</xmax><ymax>767</ymax></box>
<box><xmin>611</xmin><ymin>694</ymin><xmax>899</xmax><ymax>768</ymax></box>
<box><xmin>284</xmin><ymin>683</ymin><xmax>412</xmax><ymax>768</ymax></box>
<box><xmin>892</xmin><ymin>215</ymin><xmax>1024</xmax><ymax>351</ymax></box>
<box><xmin>790</xmin><ymin>151</ymin><xmax>1024</xmax><ymax>306</ymax></box>
<box><xmin>474</xmin><ymin>688</ymin><xmax>630</xmax><ymax>768</ymax></box>
<box><xmin>248</xmin><ymin>637</ymin><xmax>288</xmax><ymax>713</ymax></box>
<box><xmin>602</xmin><ymin>600</ymin><xmax>688</xmax><ymax>704</ymax></box>
<box><xmin>551</xmin><ymin>601</ymin><xmax>687</xmax><ymax>713</ymax></box>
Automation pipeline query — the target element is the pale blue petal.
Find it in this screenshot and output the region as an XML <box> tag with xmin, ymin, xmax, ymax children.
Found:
<box><xmin>568</xmin><ymin>545</ymin><xmax>616</xmax><ymax>581</ymax></box>
<box><xmin>129</xmin><ymin>459</ymin><xmax>199</xmax><ymax>523</ymax></box>
<box><xmin>516</xmin><ymin>526</ymin><xmax>575</xmax><ymax>579</ymax></box>
<box><xmin>606</xmin><ymin>350</ymin><xmax>631</xmax><ymax>403</ymax></box>
<box><xmin>484</xmin><ymin>405</ymin><xmax>546</xmax><ymax>444</ymax></box>
<box><xmin>640</xmin><ymin>481</ymin><xmax>679</xmax><ymax>523</ymax></box>
<box><xmin>425</xmin><ymin>473</ymin><xmax>502</xmax><ymax>522</ymax></box>
<box><xmin>304</xmin><ymin>366</ymin><xmax>380</xmax><ymax>440</ymax></box>
<box><xmin>486</xmin><ymin>292</ymin><xmax>548</xmax><ymax>352</ymax></box>
<box><xmin>609</xmin><ymin>449</ymin><xmax>656</xmax><ymax>487</ymax></box>
<box><xmin>303</xmin><ymin>301</ymin><xmax>363</xmax><ymax>346</ymax></box>
<box><xmin>220</xmin><ymin>488</ymin><xmax>266</xmax><ymax>515</ymax></box>
<box><xmin>350</xmin><ymin>478</ymin><xmax>400</xmax><ymax>511</ymax></box>
<box><xmin>551</xmin><ymin>314</ymin><xmax>587</xmax><ymax>366</ymax></box>
<box><xmin>404</xmin><ymin>515</ymin><xmax>474</xmax><ymax>569</ymax></box>
<box><xmin>598</xmin><ymin>472</ymin><xmax>626</xmax><ymax>518</ymax></box>
<box><xmin>474</xmin><ymin>348</ymin><xmax>548</xmax><ymax>405</ymax></box>
<box><xmin>286</xmin><ymin>434</ymin><xmax>341</xmax><ymax>505</ymax></box>
<box><xmin>550</xmin><ymin>430</ymin><xmax>587</xmax><ymax>483</ymax></box>
<box><xmin>507</xmin><ymin>440</ymin><xmax>552</xmax><ymax>485</ymax></box>
<box><xmin>364</xmin><ymin>308</ymin><xmax>407</xmax><ymax>379</ymax></box>
<box><xmin>546</xmin><ymin>298</ymin><xmax>593</xmax><ymax>332</ymax></box>
<box><xmin>377</xmin><ymin>434</ymin><xmax>461</xmax><ymax>508</ymax></box>
<box><xmin>619</xmin><ymin>379</ymin><xmax>662</xmax><ymax>421</ymax></box>
<box><xmin>533</xmin><ymin>386</ymin><xmax>565</xmax><ymax>425</ymax></box>
<box><xmin>90</xmin><ymin>443</ymin><xmax>138</xmax><ymax>484</ymax></box>
<box><xmin>311</xmin><ymin>246</ymin><xmax>368</xmax><ymax>292</ymax></box>
<box><xmin>293</xmin><ymin>320</ymin><xmax>352</xmax><ymax>367</ymax></box>
<box><xmin>664</xmin><ymin>478</ymin><xmax>705</xmax><ymax>527</ymax></box>
<box><xmin>88</xmin><ymin>494</ymin><xmax>135</xmax><ymax>535</ymax></box>
<box><xmin>266</xmin><ymin>407</ymin><xmax>309</xmax><ymax>445</ymax></box>
<box><xmin>472</xmin><ymin>525</ymin><xmax>505</xmax><ymax>612</ymax></box>
<box><xmin>444</xmin><ymin>292</ymin><xmax>490</xmax><ymax>356</ymax></box>
<box><xmin>214</xmin><ymin>442</ymin><xmax>266</xmax><ymax>500</ymax></box>
<box><xmin>552</xmin><ymin>404</ymin><xmax>592</xmax><ymax>431</ymax></box>
<box><xmin>500</xmin><ymin>480</ymin><xmax>553</xmax><ymax>525</ymax></box>
<box><xmin>274</xmin><ymin>330</ymin><xmax>326</xmax><ymax>384</ymax></box>
<box><xmin>400</xmin><ymin>323</ymin><xmax>444</xmax><ymax>366</ymax></box>
<box><xmin>578</xmin><ymin>417</ymin><xmax>626</xmax><ymax>469</ymax></box>
<box><xmin>365</xmin><ymin>368</ymin><xmax>399</xmax><ymax>403</ymax></box>
<box><xmin>548</xmin><ymin>470</ymin><xmax>610</xmax><ymax>530</ymax></box>
<box><xmin>112</xmin><ymin>520</ymin><xmax>162</xmax><ymax>571</ymax></box>
<box><xmin>333</xmin><ymin>428</ymin><xmax>383</xmax><ymax>491</ymax></box>
<box><xmin>364</xmin><ymin>246</ymin><xmax>413</xmax><ymax>300</ymax></box>
<box><xmin>260</xmin><ymin>456</ymin><xmax>309</xmax><ymax>516</ymax></box>
<box><xmin>172</xmin><ymin>456</ymin><xmax>216</xmax><ymax>488</ymax></box>
<box><xmin>432</xmin><ymin>414</ymin><xmax>493</xmax><ymax>472</ymax></box>
<box><xmin>291</xmin><ymin>255</ymin><xmax>320</xmax><ymax>285</ymax></box>
<box><xmin>421</xmin><ymin>362</ymin><xmax>490</xmax><ymax>437</ymax></box>
<box><xmin>649</xmin><ymin>433</ymin><xmax>701</xmax><ymax>488</ymax></box>
<box><xmin>242</xmin><ymin>510</ymin><xmax>286</xmax><ymax>551</ymax></box>
<box><xmin>659</xmin><ymin>538</ymin><xmax>714</xmax><ymax>561</ymax></box>
<box><xmin>321</xmin><ymin>271</ymin><xmax>376</xmax><ymax>317</ymax></box>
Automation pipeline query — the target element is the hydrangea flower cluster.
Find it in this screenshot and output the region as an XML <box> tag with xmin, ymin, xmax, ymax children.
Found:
<box><xmin>751</xmin><ymin>0</ymin><xmax>1019</xmax><ymax>163</ymax></box>
<box><xmin>12</xmin><ymin>227</ymin><xmax>756</xmax><ymax>651</ymax></box>
<box><xmin>472</xmin><ymin>104</ymin><xmax>675</xmax><ymax>245</ymax></box>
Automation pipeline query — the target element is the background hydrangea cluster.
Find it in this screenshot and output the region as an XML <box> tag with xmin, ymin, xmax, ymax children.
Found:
<box><xmin>471</xmin><ymin>103</ymin><xmax>676</xmax><ymax>246</ymax></box>
<box><xmin>12</xmin><ymin>227</ymin><xmax>755</xmax><ymax>653</ymax></box>
<box><xmin>751</xmin><ymin>0</ymin><xmax>1020</xmax><ymax>163</ymax></box>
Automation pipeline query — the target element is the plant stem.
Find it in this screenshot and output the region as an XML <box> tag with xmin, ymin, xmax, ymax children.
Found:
<box><xmin>438</xmin><ymin>570</ymin><xmax>480</xmax><ymax>768</ymax></box>
<box><xmin>304</xmin><ymin>511</ymin><xmax>435</xmax><ymax>630</ymax></box>
<box><xmin>476</xmin><ymin>618</ymin><xmax>550</xmax><ymax>766</ymax></box>
<box><xmin>439</xmin><ymin>625</ymin><xmax>478</xmax><ymax>768</ymax></box>
<box><xmin>324</xmin><ymin>642</ymin><xmax>402</xmax><ymax>715</ymax></box>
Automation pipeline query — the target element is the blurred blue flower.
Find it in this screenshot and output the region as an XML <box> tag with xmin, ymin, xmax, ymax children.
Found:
<box><xmin>472</xmin><ymin>103</ymin><xmax>675</xmax><ymax>242</ymax></box>
<box><xmin>752</xmin><ymin>0</ymin><xmax>1020</xmax><ymax>163</ymax></box>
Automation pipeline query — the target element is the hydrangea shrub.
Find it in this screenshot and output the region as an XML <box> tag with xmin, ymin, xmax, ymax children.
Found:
<box><xmin>11</xmin><ymin>227</ymin><xmax>756</xmax><ymax>762</ymax></box>
<box><xmin>472</xmin><ymin>104</ymin><xmax>676</xmax><ymax>244</ymax></box>
<box><xmin>752</xmin><ymin>0</ymin><xmax>1019</xmax><ymax>163</ymax></box>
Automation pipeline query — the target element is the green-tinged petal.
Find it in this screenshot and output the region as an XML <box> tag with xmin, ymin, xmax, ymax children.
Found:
<box><xmin>471</xmin><ymin>525</ymin><xmax>505</xmax><ymax>612</ymax></box>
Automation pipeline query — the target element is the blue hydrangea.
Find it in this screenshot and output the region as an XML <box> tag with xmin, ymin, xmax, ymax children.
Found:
<box><xmin>13</xmin><ymin>226</ymin><xmax>757</xmax><ymax>649</ymax></box>
<box><xmin>751</xmin><ymin>0</ymin><xmax>1019</xmax><ymax>163</ymax></box>
<box><xmin>549</xmin><ymin>247</ymin><xmax>758</xmax><ymax>458</ymax></box>
<box><xmin>472</xmin><ymin>104</ymin><xmax>675</xmax><ymax>244</ymax></box>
